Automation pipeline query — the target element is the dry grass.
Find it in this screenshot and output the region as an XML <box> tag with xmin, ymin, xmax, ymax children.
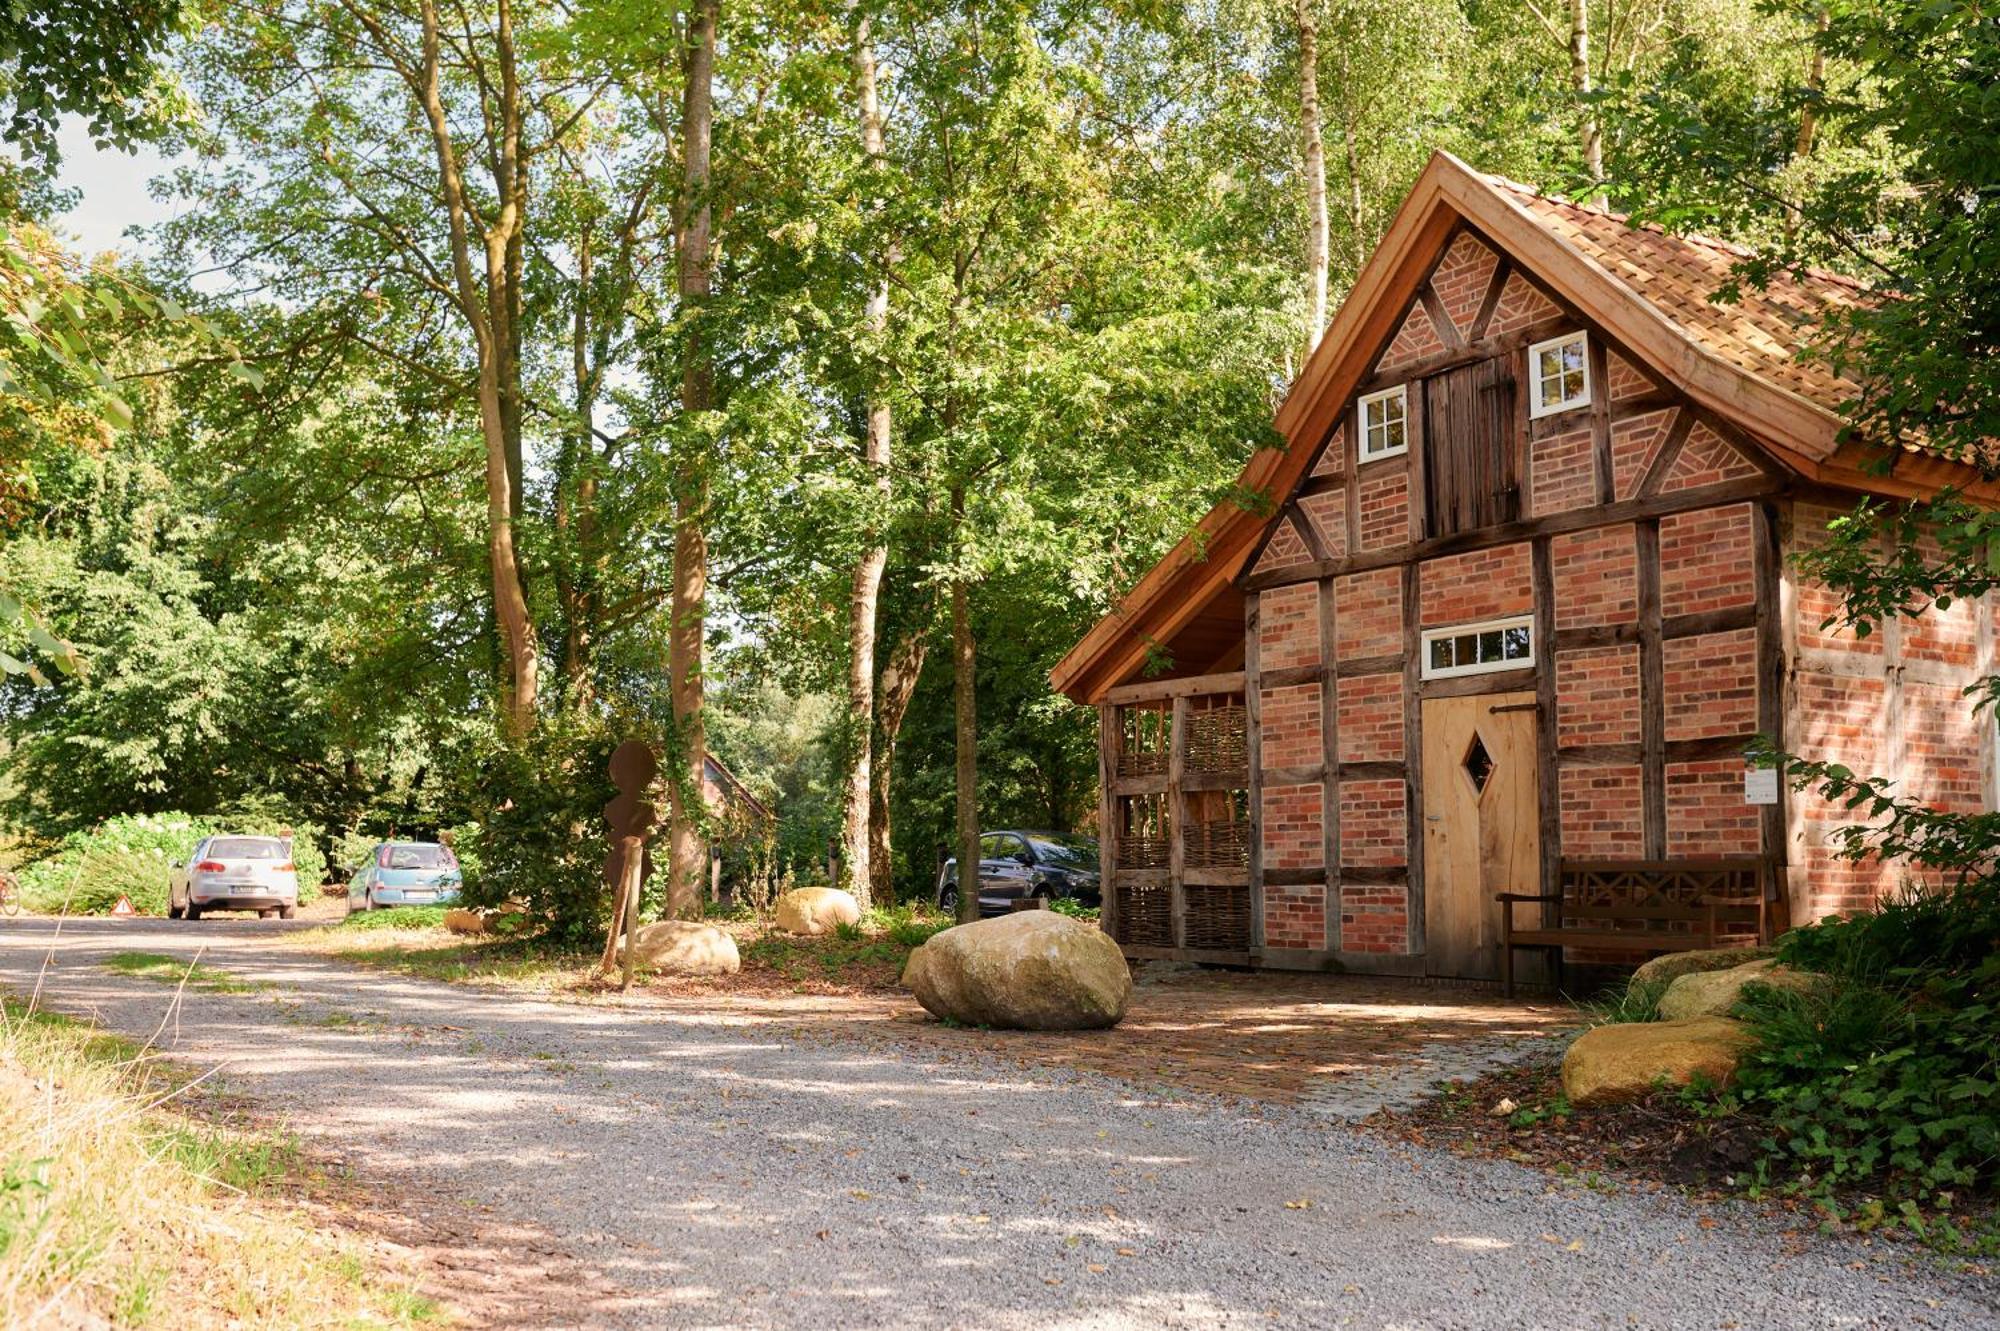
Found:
<box><xmin>0</xmin><ymin>991</ymin><xmax>443</xmax><ymax>1328</ymax></box>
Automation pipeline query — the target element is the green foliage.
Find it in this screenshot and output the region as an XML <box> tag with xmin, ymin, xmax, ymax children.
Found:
<box><xmin>16</xmin><ymin>812</ymin><xmax>322</xmax><ymax>915</ymax></box>
<box><xmin>1586</xmin><ymin>977</ymin><xmax>1669</xmax><ymax>1025</ymax></box>
<box><xmin>449</xmin><ymin>715</ymin><xmax>623</xmax><ymax>943</ymax></box>
<box><xmin>101</xmin><ymin>951</ymin><xmax>267</xmax><ymax>993</ymax></box>
<box><xmin>1047</xmin><ymin>896</ymin><xmax>1099</xmax><ymax>922</ymax></box>
<box><xmin>1714</xmin><ymin>881</ymin><xmax>2000</xmax><ymax>1203</ymax></box>
<box><xmin>337</xmin><ymin>906</ymin><xmax>449</xmax><ymax>932</ymax></box>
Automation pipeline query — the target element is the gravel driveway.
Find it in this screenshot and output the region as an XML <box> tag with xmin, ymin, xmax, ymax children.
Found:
<box><xmin>0</xmin><ymin>917</ymin><xmax>1991</xmax><ymax>1331</ymax></box>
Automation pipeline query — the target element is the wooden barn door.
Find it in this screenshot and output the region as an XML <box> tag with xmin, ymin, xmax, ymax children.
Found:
<box><xmin>1420</xmin><ymin>692</ymin><xmax>1540</xmax><ymax>980</ymax></box>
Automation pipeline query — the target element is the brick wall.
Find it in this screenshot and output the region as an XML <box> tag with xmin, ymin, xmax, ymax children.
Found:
<box><xmin>1793</xmin><ymin>504</ymin><xmax>1882</xmax><ymax>658</ymax></box>
<box><xmin>1357</xmin><ymin>465</ymin><xmax>1411</xmax><ymax>551</ymax></box>
<box><xmin>1560</xmin><ymin>765</ymin><xmax>1643</xmax><ymax>857</ymax></box>
<box><xmin>1659</xmin><ymin>421</ymin><xmax>1760</xmax><ymax>493</ymax></box>
<box><xmin>1660</xmin><ymin>504</ymin><xmax>1756</xmax><ymax>617</ymax></box>
<box><xmin>1334</xmin><ymin>568</ymin><xmax>1401</xmax><ymax>658</ymax></box>
<box><xmin>1793</xmin><ymin>671</ymin><xmax>1893</xmax><ymax>919</ymax></box>
<box><xmin>1378</xmin><ymin>304</ymin><xmax>1445</xmax><ymax>373</ymax></box>
<box><xmin>1610</xmin><ymin>407</ymin><xmax>1676</xmax><ymax>500</ymax></box>
<box><xmin>1340</xmin><ymin>883</ymin><xmax>1408</xmax><ymax>953</ymax></box>
<box><xmin>1264</xmin><ymin>882</ymin><xmax>1326</xmax><ymax>951</ymax></box>
<box><xmin>1552</xmin><ymin>525</ymin><xmax>1638</xmax><ymax>628</ymax></box>
<box><xmin>1297</xmin><ymin>491</ymin><xmax>1348</xmax><ymax>560</ymax></box>
<box><xmin>1252</xmin><ymin>519</ymin><xmax>1312</xmax><ymax>579</ymax></box>
<box><xmin>1431</xmin><ymin>234</ymin><xmax>1499</xmax><ymax>339</ymax></box>
<box><xmin>1311</xmin><ymin>423</ymin><xmax>1347</xmax><ymax>477</ymax></box>
<box><xmin>1903</xmin><ymin>679</ymin><xmax>1985</xmax><ymax>814</ymax></box>
<box><xmin>1420</xmin><ymin>543</ymin><xmax>1532</xmax><ymax>626</ymax></box>
<box><xmin>1606</xmin><ymin>352</ymin><xmax>1652</xmax><ymax>401</ymax></box>
<box><xmin>1338</xmin><ymin>779</ymin><xmax>1406</xmax><ymax>868</ymax></box>
<box><xmin>1556</xmin><ymin>646</ymin><xmax>1640</xmax><ymax>745</ymax></box>
<box><xmin>1666</xmin><ymin>760</ymin><xmax>1761</xmax><ymax>856</ymax></box>
<box><xmin>1337</xmin><ymin>672</ymin><xmax>1403</xmax><ymax>763</ymax></box>
<box><xmin>1663</xmin><ymin>628</ymin><xmax>1757</xmax><ymax>741</ymax></box>
<box><xmin>1258</xmin><ymin>583</ymin><xmax>1321</xmax><ymax>671</ymax></box>
<box><xmin>1530</xmin><ymin>425</ymin><xmax>1596</xmax><ymax>516</ymax></box>
<box><xmin>1262</xmin><ymin>783</ymin><xmax>1324</xmax><ymax>871</ymax></box>
<box><xmin>1485</xmin><ymin>273</ymin><xmax>1561</xmax><ymax>336</ymax></box>
<box><xmin>1261</xmin><ymin>683</ymin><xmax>1322</xmax><ymax>768</ymax></box>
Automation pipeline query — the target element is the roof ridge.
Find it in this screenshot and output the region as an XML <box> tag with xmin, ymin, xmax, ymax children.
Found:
<box><xmin>1482</xmin><ymin>172</ymin><xmax>1872</xmax><ymax>296</ymax></box>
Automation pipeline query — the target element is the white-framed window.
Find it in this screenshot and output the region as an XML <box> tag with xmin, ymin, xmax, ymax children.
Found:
<box><xmin>1357</xmin><ymin>385</ymin><xmax>1409</xmax><ymax>461</ymax></box>
<box><xmin>1421</xmin><ymin>615</ymin><xmax>1535</xmax><ymax>680</ymax></box>
<box><xmin>1528</xmin><ymin>331</ymin><xmax>1591</xmax><ymax>418</ymax></box>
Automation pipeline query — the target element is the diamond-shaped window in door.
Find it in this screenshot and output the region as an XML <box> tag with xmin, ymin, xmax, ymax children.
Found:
<box><xmin>1463</xmin><ymin>733</ymin><xmax>1495</xmax><ymax>794</ymax></box>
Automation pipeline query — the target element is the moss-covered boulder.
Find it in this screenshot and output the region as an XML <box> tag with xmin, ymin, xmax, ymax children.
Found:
<box><xmin>775</xmin><ymin>887</ymin><xmax>861</xmax><ymax>936</ymax></box>
<box><xmin>902</xmin><ymin>911</ymin><xmax>1130</xmax><ymax>1030</ymax></box>
<box><xmin>627</xmin><ymin>920</ymin><xmax>740</xmax><ymax>976</ymax></box>
<box><xmin>1657</xmin><ymin>958</ymin><xmax>1825</xmax><ymax>1021</ymax></box>
<box><xmin>1561</xmin><ymin>1017</ymin><xmax>1758</xmax><ymax>1107</ymax></box>
<box><xmin>1630</xmin><ymin>946</ymin><xmax>1774</xmax><ymax>989</ymax></box>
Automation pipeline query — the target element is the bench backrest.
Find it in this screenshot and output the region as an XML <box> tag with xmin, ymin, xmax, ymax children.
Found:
<box><xmin>1557</xmin><ymin>859</ymin><xmax>1764</xmax><ymax>934</ymax></box>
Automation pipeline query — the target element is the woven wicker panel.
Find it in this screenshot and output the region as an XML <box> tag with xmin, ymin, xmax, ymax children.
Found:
<box><xmin>1119</xmin><ymin>832</ymin><xmax>1170</xmax><ymax>870</ymax></box>
<box><xmin>1185</xmin><ymin>704</ymin><xmax>1248</xmax><ymax>773</ymax></box>
<box><xmin>1183</xmin><ymin>883</ymin><xmax>1251</xmax><ymax>951</ymax></box>
<box><xmin>1184</xmin><ymin>818</ymin><xmax>1249</xmax><ymax>869</ymax></box>
<box><xmin>1114</xmin><ymin>880</ymin><xmax>1172</xmax><ymax>948</ymax></box>
<box><xmin>1118</xmin><ymin>748</ymin><xmax>1169</xmax><ymax>778</ymax></box>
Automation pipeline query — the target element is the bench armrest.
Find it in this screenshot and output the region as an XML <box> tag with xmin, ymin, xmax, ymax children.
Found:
<box><xmin>1495</xmin><ymin>892</ymin><xmax>1563</xmax><ymax>903</ymax></box>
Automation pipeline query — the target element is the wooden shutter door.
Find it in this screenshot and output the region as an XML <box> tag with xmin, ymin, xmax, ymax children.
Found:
<box><xmin>1423</xmin><ymin>356</ymin><xmax>1518</xmax><ymax>536</ymax></box>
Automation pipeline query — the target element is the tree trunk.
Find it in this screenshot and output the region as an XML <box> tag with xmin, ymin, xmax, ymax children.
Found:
<box><xmin>559</xmin><ymin>227</ymin><xmax>598</xmax><ymax>704</ymax></box>
<box><xmin>951</xmin><ymin>485</ymin><xmax>979</xmax><ymax>925</ymax></box>
<box><xmin>1794</xmin><ymin>9</ymin><xmax>1829</xmax><ymax>159</ymax></box>
<box><xmin>1294</xmin><ymin>0</ymin><xmax>1329</xmax><ymax>349</ymax></box>
<box><xmin>414</xmin><ymin>0</ymin><xmax>539</xmax><ymax>736</ymax></box>
<box><xmin>868</xmin><ymin>627</ymin><xmax>929</xmax><ymax>906</ymax></box>
<box><xmin>840</xmin><ymin>16</ymin><xmax>893</xmax><ymax>908</ymax></box>
<box><xmin>666</xmin><ymin>0</ymin><xmax>719</xmax><ymax>919</ymax></box>
<box><xmin>1568</xmin><ymin>0</ymin><xmax>1604</xmax><ymax>200</ymax></box>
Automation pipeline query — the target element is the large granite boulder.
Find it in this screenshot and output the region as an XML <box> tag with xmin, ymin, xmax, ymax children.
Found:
<box><xmin>902</xmin><ymin>911</ymin><xmax>1130</xmax><ymax>1031</ymax></box>
<box><xmin>1630</xmin><ymin>947</ymin><xmax>1773</xmax><ymax>989</ymax></box>
<box><xmin>627</xmin><ymin>920</ymin><xmax>740</xmax><ymax>976</ymax></box>
<box><xmin>1658</xmin><ymin>958</ymin><xmax>1823</xmax><ymax>1021</ymax></box>
<box><xmin>1561</xmin><ymin>1017</ymin><xmax>1758</xmax><ymax>1107</ymax></box>
<box><xmin>775</xmin><ymin>887</ymin><xmax>861</xmax><ymax>936</ymax></box>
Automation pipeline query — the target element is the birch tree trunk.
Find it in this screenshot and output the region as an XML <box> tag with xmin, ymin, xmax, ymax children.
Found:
<box><xmin>1294</xmin><ymin>0</ymin><xmax>1330</xmax><ymax>349</ymax></box>
<box><xmin>667</xmin><ymin>0</ymin><xmax>718</xmax><ymax>918</ymax></box>
<box><xmin>1569</xmin><ymin>0</ymin><xmax>1605</xmax><ymax>199</ymax></box>
<box><xmin>840</xmin><ymin>16</ymin><xmax>893</xmax><ymax>908</ymax></box>
<box><xmin>951</xmin><ymin>484</ymin><xmax>979</xmax><ymax>925</ymax></box>
<box><xmin>867</xmin><ymin>628</ymin><xmax>929</xmax><ymax>906</ymax></box>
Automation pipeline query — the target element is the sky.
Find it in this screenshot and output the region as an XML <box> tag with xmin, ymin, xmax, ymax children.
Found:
<box><xmin>50</xmin><ymin>118</ymin><xmax>181</xmax><ymax>261</ymax></box>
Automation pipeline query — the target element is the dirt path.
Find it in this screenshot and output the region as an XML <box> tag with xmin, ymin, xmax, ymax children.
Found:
<box><xmin>0</xmin><ymin>917</ymin><xmax>1991</xmax><ymax>1330</ymax></box>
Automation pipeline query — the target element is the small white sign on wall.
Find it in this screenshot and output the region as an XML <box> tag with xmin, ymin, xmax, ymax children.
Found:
<box><xmin>1743</xmin><ymin>766</ymin><xmax>1780</xmax><ymax>805</ymax></box>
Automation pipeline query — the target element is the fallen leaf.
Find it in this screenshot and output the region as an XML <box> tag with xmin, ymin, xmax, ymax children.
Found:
<box><xmin>849</xmin><ymin>1190</ymin><xmax>871</xmax><ymax>1201</ymax></box>
<box><xmin>1116</xmin><ymin>1248</ymin><xmax>1137</xmax><ymax>1258</ymax></box>
<box><xmin>1086</xmin><ymin>1264</ymin><xmax>1107</xmax><ymax>1274</ymax></box>
<box><xmin>1284</xmin><ymin>1199</ymin><xmax>1314</xmax><ymax>1210</ymax></box>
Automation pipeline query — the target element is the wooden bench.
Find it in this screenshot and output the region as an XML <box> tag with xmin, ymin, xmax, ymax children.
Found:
<box><xmin>1497</xmin><ymin>859</ymin><xmax>1769</xmax><ymax>997</ymax></box>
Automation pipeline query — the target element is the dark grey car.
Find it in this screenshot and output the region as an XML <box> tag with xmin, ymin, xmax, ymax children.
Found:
<box><xmin>935</xmin><ymin>831</ymin><xmax>1100</xmax><ymax>916</ymax></box>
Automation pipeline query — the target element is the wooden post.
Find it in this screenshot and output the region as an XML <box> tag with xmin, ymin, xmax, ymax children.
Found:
<box><xmin>1245</xmin><ymin>594</ymin><xmax>1266</xmax><ymax>951</ymax></box>
<box><xmin>1588</xmin><ymin>335</ymin><xmax>1613</xmax><ymax>506</ymax></box>
<box><xmin>1318</xmin><ymin>577</ymin><xmax>1342</xmax><ymax>953</ymax></box>
<box><xmin>1531</xmin><ymin>537</ymin><xmax>1562</xmax><ymax>963</ymax></box>
<box><xmin>1752</xmin><ymin>502</ymin><xmax>1787</xmax><ymax>935</ymax></box>
<box><xmin>1637</xmin><ymin>517</ymin><xmax>1667</xmax><ymax>858</ymax></box>
<box><xmin>1402</xmin><ymin>561</ymin><xmax>1426</xmax><ymax>958</ymax></box>
<box><xmin>1098</xmin><ymin>701</ymin><xmax>1119</xmax><ymax>942</ymax></box>
<box><xmin>618</xmin><ymin>833</ymin><xmax>644</xmax><ymax>991</ymax></box>
<box><xmin>1169</xmin><ymin>696</ymin><xmax>1189</xmax><ymax>950</ymax></box>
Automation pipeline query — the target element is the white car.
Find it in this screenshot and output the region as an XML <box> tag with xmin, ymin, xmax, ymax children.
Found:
<box><xmin>169</xmin><ymin>835</ymin><xmax>300</xmax><ymax>920</ymax></box>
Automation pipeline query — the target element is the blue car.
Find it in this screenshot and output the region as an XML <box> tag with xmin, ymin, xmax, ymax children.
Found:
<box><xmin>346</xmin><ymin>841</ymin><xmax>463</xmax><ymax>912</ymax></box>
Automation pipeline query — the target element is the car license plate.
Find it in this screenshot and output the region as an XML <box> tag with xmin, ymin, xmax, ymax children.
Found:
<box><xmin>406</xmin><ymin>891</ymin><xmax>433</xmax><ymax>902</ymax></box>
<box><xmin>231</xmin><ymin>884</ymin><xmax>257</xmax><ymax>894</ymax></box>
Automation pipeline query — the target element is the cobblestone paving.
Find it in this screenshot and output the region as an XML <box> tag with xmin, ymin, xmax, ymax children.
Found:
<box><xmin>646</xmin><ymin>963</ymin><xmax>1578</xmax><ymax>1114</ymax></box>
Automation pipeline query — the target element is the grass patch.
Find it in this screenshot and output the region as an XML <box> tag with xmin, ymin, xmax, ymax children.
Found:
<box><xmin>102</xmin><ymin>952</ymin><xmax>271</xmax><ymax>994</ymax></box>
<box><xmin>339</xmin><ymin>905</ymin><xmax>451</xmax><ymax>931</ymax></box>
<box><xmin>0</xmin><ymin>995</ymin><xmax>442</xmax><ymax>1326</ymax></box>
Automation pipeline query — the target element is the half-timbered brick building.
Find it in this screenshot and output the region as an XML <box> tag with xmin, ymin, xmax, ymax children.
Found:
<box><xmin>1051</xmin><ymin>153</ymin><xmax>1998</xmax><ymax>982</ymax></box>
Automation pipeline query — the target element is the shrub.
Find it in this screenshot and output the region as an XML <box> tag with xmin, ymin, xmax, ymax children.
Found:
<box><xmin>867</xmin><ymin>904</ymin><xmax>950</xmax><ymax>949</ymax></box>
<box><xmin>1716</xmin><ymin>879</ymin><xmax>2000</xmax><ymax>1202</ymax></box>
<box><xmin>449</xmin><ymin>715</ymin><xmax>626</xmax><ymax>943</ymax></box>
<box><xmin>1585</xmin><ymin>976</ymin><xmax>1667</xmax><ymax>1026</ymax></box>
<box><xmin>17</xmin><ymin>812</ymin><xmax>323</xmax><ymax>914</ymax></box>
<box><xmin>1048</xmin><ymin>896</ymin><xmax>1099</xmax><ymax>921</ymax></box>
<box><xmin>338</xmin><ymin>905</ymin><xmax>448</xmax><ymax>931</ymax></box>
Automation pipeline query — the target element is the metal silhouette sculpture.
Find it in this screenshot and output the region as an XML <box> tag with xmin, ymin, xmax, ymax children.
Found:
<box><xmin>600</xmin><ymin>739</ymin><xmax>660</xmax><ymax>989</ymax></box>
